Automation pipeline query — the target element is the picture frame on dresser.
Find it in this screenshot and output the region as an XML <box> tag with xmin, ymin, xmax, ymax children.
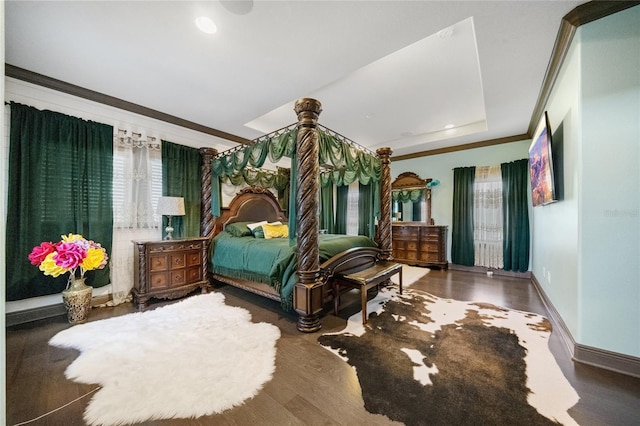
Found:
<box><xmin>132</xmin><ymin>237</ymin><xmax>209</xmax><ymax>309</ymax></box>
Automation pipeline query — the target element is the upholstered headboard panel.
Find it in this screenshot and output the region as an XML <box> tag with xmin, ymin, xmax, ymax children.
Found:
<box><xmin>213</xmin><ymin>186</ymin><xmax>287</xmax><ymax>237</ymax></box>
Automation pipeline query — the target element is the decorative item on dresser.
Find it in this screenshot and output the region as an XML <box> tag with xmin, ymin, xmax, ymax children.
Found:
<box><xmin>156</xmin><ymin>196</ymin><xmax>186</xmax><ymax>240</ymax></box>
<box><xmin>391</xmin><ymin>172</ymin><xmax>448</xmax><ymax>269</ymax></box>
<box><xmin>132</xmin><ymin>237</ymin><xmax>209</xmax><ymax>309</ymax></box>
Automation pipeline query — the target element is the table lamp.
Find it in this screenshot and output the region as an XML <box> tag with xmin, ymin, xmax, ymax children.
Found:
<box><xmin>156</xmin><ymin>196</ymin><xmax>185</xmax><ymax>240</ymax></box>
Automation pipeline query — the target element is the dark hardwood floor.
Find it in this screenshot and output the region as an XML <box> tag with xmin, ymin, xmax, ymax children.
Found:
<box><xmin>6</xmin><ymin>269</ymin><xmax>640</xmax><ymax>425</ymax></box>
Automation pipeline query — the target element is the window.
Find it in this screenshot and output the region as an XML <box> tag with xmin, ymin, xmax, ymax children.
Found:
<box><xmin>112</xmin><ymin>133</ymin><xmax>162</xmax><ymax>228</ymax></box>
<box><xmin>346</xmin><ymin>181</ymin><xmax>359</xmax><ymax>235</ymax></box>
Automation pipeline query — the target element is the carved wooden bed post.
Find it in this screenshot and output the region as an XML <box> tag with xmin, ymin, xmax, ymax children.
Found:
<box><xmin>376</xmin><ymin>147</ymin><xmax>393</xmax><ymax>261</ymax></box>
<box><xmin>292</xmin><ymin>98</ymin><xmax>324</xmax><ymax>333</ymax></box>
<box><xmin>200</xmin><ymin>147</ymin><xmax>218</xmax><ymax>290</ymax></box>
<box><xmin>200</xmin><ymin>147</ymin><xmax>218</xmax><ymax>240</ymax></box>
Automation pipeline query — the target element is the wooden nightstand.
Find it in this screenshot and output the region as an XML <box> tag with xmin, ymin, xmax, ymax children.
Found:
<box><xmin>132</xmin><ymin>237</ymin><xmax>210</xmax><ymax>309</ymax></box>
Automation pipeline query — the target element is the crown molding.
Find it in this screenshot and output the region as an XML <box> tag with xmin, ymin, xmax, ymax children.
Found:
<box><xmin>402</xmin><ymin>1</ymin><xmax>640</xmax><ymax>161</ymax></box>
<box><xmin>4</xmin><ymin>64</ymin><xmax>253</xmax><ymax>146</ymax></box>
<box><xmin>6</xmin><ymin>2</ymin><xmax>639</xmax><ymax>157</ymax></box>
<box><xmin>393</xmin><ymin>134</ymin><xmax>529</xmax><ymax>161</ymax></box>
<box><xmin>527</xmin><ymin>1</ymin><xmax>640</xmax><ymax>137</ymax></box>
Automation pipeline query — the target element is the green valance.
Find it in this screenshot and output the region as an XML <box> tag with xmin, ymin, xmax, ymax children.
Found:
<box><xmin>318</xmin><ymin>131</ymin><xmax>381</xmax><ymax>185</ymax></box>
<box><xmin>221</xmin><ymin>167</ymin><xmax>290</xmax><ymax>192</ymax></box>
<box><xmin>212</xmin><ymin>128</ymin><xmax>297</xmax><ymax>178</ymax></box>
<box><xmin>210</xmin><ymin>126</ymin><xmax>382</xmax><ymax>232</ymax></box>
<box><xmin>392</xmin><ymin>188</ymin><xmax>425</xmax><ymax>203</ymax></box>
<box><xmin>212</xmin><ymin>127</ymin><xmax>381</xmax><ymax>184</ymax></box>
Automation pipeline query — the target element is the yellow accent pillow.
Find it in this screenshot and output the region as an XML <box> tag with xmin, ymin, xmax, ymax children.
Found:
<box><xmin>263</xmin><ymin>223</ymin><xmax>289</xmax><ymax>239</ymax></box>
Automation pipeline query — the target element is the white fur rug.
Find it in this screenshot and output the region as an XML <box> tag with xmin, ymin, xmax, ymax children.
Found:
<box><xmin>49</xmin><ymin>292</ymin><xmax>281</xmax><ymax>425</ymax></box>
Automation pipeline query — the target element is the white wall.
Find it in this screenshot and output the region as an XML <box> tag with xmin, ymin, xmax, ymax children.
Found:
<box><xmin>395</xmin><ymin>5</ymin><xmax>640</xmax><ymax>359</ymax></box>
<box><xmin>3</xmin><ymin>78</ymin><xmax>237</xmax><ymax>312</ymax></box>
<box><xmin>531</xmin><ymin>29</ymin><xmax>581</xmax><ymax>341</ymax></box>
<box><xmin>532</xmin><ymin>5</ymin><xmax>639</xmax><ymax>357</ymax></box>
<box><xmin>392</xmin><ymin>140</ymin><xmax>530</xmax><ymax>262</ymax></box>
<box><xmin>578</xmin><ymin>7</ymin><xmax>639</xmax><ymax>355</ymax></box>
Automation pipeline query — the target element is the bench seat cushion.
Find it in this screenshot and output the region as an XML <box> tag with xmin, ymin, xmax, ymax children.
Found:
<box><xmin>340</xmin><ymin>261</ymin><xmax>402</xmax><ymax>286</ymax></box>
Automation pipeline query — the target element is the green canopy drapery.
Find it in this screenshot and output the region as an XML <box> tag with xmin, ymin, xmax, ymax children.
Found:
<box><xmin>211</xmin><ymin>128</ymin><xmax>297</xmax><ymax>178</ymax></box>
<box><xmin>211</xmin><ymin>127</ymin><xmax>381</xmax><ymax>184</ymax></box>
<box><xmin>221</xmin><ymin>167</ymin><xmax>290</xmax><ymax>209</ymax></box>
<box><xmin>392</xmin><ymin>188</ymin><xmax>425</xmax><ymax>203</ymax></box>
<box><xmin>210</xmin><ymin>124</ymin><xmax>382</xmax><ymax>239</ymax></box>
<box><xmin>6</xmin><ymin>102</ymin><xmax>113</xmax><ymax>300</ymax></box>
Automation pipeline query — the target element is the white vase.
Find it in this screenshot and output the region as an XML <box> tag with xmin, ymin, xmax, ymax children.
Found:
<box><xmin>62</xmin><ymin>277</ymin><xmax>93</xmax><ymax>325</ymax></box>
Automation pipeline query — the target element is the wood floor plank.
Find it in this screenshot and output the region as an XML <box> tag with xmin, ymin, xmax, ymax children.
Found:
<box><xmin>6</xmin><ymin>269</ymin><xmax>640</xmax><ymax>425</ymax></box>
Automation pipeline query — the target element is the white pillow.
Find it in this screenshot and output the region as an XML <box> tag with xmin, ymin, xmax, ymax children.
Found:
<box><xmin>246</xmin><ymin>221</ymin><xmax>267</xmax><ymax>231</ymax></box>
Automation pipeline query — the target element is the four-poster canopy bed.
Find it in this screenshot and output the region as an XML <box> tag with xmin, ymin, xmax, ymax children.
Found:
<box><xmin>198</xmin><ymin>98</ymin><xmax>394</xmax><ymax>332</ymax></box>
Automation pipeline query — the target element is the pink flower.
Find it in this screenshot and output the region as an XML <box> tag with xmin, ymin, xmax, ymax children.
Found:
<box><xmin>29</xmin><ymin>234</ymin><xmax>108</xmax><ymax>286</ymax></box>
<box><xmin>53</xmin><ymin>242</ymin><xmax>87</xmax><ymax>270</ymax></box>
<box><xmin>28</xmin><ymin>242</ymin><xmax>56</xmax><ymax>266</ymax></box>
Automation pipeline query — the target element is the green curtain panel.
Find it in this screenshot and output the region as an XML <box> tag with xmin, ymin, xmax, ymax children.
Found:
<box><xmin>6</xmin><ymin>102</ymin><xmax>113</xmax><ymax>301</ymax></box>
<box><xmin>334</xmin><ymin>184</ymin><xmax>349</xmax><ymax>235</ymax></box>
<box><xmin>358</xmin><ymin>182</ymin><xmax>375</xmax><ymax>238</ymax></box>
<box><xmin>501</xmin><ymin>159</ymin><xmax>530</xmax><ymax>272</ymax></box>
<box><xmin>412</xmin><ymin>193</ymin><xmax>423</xmax><ymax>222</ymax></box>
<box><xmin>320</xmin><ymin>184</ymin><xmax>335</xmax><ymax>233</ymax></box>
<box><xmin>211</xmin><ymin>173</ymin><xmax>222</xmax><ymax>217</ymax></box>
<box><xmin>162</xmin><ymin>141</ymin><xmax>202</xmax><ymax>238</ymax></box>
<box><xmin>287</xmin><ymin>151</ymin><xmax>298</xmax><ymax>243</ymax></box>
<box><xmin>451</xmin><ymin>166</ymin><xmax>475</xmax><ymax>266</ymax></box>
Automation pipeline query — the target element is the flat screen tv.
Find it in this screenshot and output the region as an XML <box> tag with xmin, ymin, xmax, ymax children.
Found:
<box><xmin>528</xmin><ymin>111</ymin><xmax>557</xmax><ymax>206</ymax></box>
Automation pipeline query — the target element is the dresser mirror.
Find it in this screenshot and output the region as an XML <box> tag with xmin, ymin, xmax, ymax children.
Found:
<box><xmin>391</xmin><ymin>172</ymin><xmax>433</xmax><ymax>224</ymax></box>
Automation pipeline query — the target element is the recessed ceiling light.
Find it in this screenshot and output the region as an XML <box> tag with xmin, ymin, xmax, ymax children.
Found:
<box><xmin>220</xmin><ymin>0</ymin><xmax>254</xmax><ymax>15</ymax></box>
<box><xmin>195</xmin><ymin>16</ymin><xmax>217</xmax><ymax>34</ymax></box>
<box><xmin>444</xmin><ymin>124</ymin><xmax>455</xmax><ymax>129</ymax></box>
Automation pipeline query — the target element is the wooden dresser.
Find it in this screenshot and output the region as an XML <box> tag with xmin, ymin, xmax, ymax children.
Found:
<box><xmin>132</xmin><ymin>237</ymin><xmax>209</xmax><ymax>309</ymax></box>
<box><xmin>392</xmin><ymin>223</ymin><xmax>448</xmax><ymax>269</ymax></box>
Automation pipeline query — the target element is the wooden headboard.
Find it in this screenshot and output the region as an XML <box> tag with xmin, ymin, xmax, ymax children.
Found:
<box><xmin>213</xmin><ymin>186</ymin><xmax>287</xmax><ymax>237</ymax></box>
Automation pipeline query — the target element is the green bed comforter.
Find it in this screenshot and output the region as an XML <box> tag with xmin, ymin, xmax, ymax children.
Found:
<box><xmin>210</xmin><ymin>232</ymin><xmax>377</xmax><ymax>310</ymax></box>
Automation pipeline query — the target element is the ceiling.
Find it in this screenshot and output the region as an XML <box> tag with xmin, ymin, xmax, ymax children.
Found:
<box><xmin>5</xmin><ymin>1</ymin><xmax>584</xmax><ymax>157</ymax></box>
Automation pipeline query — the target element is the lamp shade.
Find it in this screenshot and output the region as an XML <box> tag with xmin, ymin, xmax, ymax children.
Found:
<box><xmin>156</xmin><ymin>196</ymin><xmax>185</xmax><ymax>216</ymax></box>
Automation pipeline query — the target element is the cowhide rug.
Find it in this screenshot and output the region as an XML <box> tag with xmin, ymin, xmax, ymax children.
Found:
<box><xmin>319</xmin><ymin>287</ymin><xmax>580</xmax><ymax>426</ymax></box>
<box><xmin>49</xmin><ymin>292</ymin><xmax>280</xmax><ymax>426</ymax></box>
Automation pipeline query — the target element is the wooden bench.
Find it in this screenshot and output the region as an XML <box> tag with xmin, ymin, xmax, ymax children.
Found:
<box><xmin>332</xmin><ymin>261</ymin><xmax>403</xmax><ymax>325</ymax></box>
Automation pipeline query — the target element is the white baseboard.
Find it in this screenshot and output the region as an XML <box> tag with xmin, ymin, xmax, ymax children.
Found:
<box><xmin>6</xmin><ymin>294</ymin><xmax>112</xmax><ymax>327</ymax></box>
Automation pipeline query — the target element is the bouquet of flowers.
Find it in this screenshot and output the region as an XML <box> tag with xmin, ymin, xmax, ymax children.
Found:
<box><xmin>28</xmin><ymin>233</ymin><xmax>108</xmax><ymax>288</ymax></box>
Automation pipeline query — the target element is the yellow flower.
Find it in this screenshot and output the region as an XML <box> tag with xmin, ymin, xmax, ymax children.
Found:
<box><xmin>39</xmin><ymin>252</ymin><xmax>69</xmax><ymax>277</ymax></box>
<box><xmin>81</xmin><ymin>247</ymin><xmax>105</xmax><ymax>271</ymax></box>
<box><xmin>61</xmin><ymin>233</ymin><xmax>84</xmax><ymax>243</ymax></box>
